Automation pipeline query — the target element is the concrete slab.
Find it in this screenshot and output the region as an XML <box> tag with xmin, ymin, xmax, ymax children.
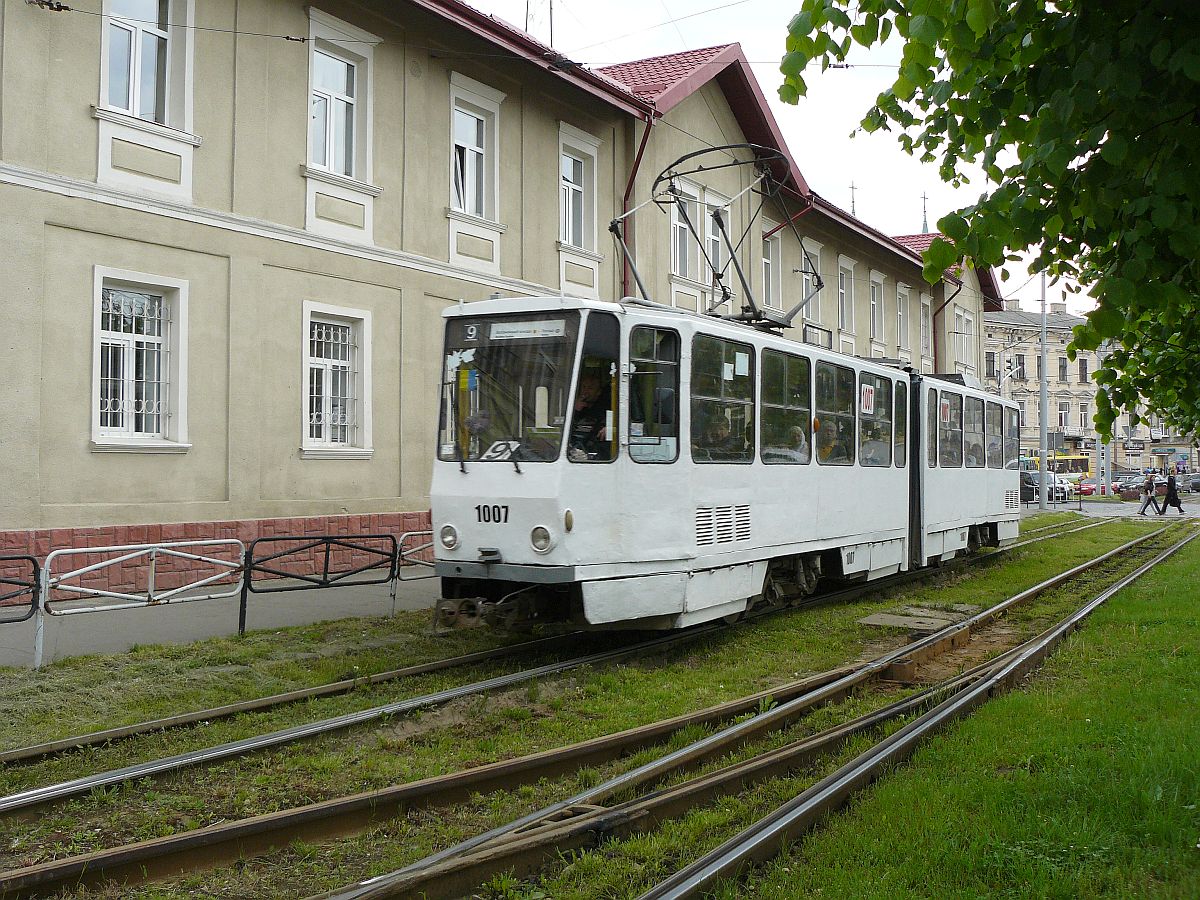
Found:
<box><xmin>0</xmin><ymin>575</ymin><xmax>443</xmax><ymax>669</ymax></box>
<box><xmin>902</xmin><ymin>606</ymin><xmax>970</xmax><ymax>621</ymax></box>
<box><xmin>858</xmin><ymin>612</ymin><xmax>954</xmax><ymax>633</ymax></box>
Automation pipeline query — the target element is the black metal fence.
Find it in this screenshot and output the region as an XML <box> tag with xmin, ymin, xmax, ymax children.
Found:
<box><xmin>0</xmin><ymin>556</ymin><xmax>39</xmax><ymax>625</ymax></box>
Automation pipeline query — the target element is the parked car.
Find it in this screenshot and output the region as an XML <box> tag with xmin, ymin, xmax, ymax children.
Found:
<box><xmin>1077</xmin><ymin>477</ymin><xmax>1098</xmax><ymax>496</ymax></box>
<box><xmin>1021</xmin><ymin>471</ymin><xmax>1069</xmax><ymax>502</ymax></box>
<box><xmin>1190</xmin><ymin>475</ymin><xmax>1200</xmax><ymax>493</ymax></box>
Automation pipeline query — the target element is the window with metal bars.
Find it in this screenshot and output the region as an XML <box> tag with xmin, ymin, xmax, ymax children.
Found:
<box><xmin>307</xmin><ymin>318</ymin><xmax>358</xmax><ymax>445</ymax></box>
<box><xmin>97</xmin><ymin>287</ymin><xmax>170</xmax><ymax>437</ymax></box>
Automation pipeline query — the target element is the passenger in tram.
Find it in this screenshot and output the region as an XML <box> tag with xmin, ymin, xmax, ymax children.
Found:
<box><xmin>788</xmin><ymin>425</ymin><xmax>811</xmax><ymax>462</ymax></box>
<box><xmin>816</xmin><ymin>419</ymin><xmax>852</xmax><ymax>464</ymax></box>
<box><xmin>567</xmin><ymin>372</ymin><xmax>611</xmax><ymax>461</ymax></box>
<box><xmin>696</xmin><ymin>413</ymin><xmax>743</xmax><ymax>460</ymax></box>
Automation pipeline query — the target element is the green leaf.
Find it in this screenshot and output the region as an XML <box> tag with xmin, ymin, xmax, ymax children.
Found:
<box><xmin>780</xmin><ymin>51</ymin><xmax>808</xmax><ymax>78</ymax></box>
<box><xmin>965</xmin><ymin>0</ymin><xmax>995</xmax><ymax>37</ymax></box>
<box><xmin>826</xmin><ymin>7</ymin><xmax>851</xmax><ymax>29</ymax></box>
<box><xmin>1089</xmin><ymin>305</ymin><xmax>1124</xmax><ymax>338</ymax></box>
<box><xmin>1100</xmin><ymin>135</ymin><xmax>1128</xmax><ymax>165</ymax></box>
<box><xmin>778</xmin><ymin>81</ymin><xmax>802</xmax><ymax>104</ymax></box>
<box><xmin>909</xmin><ymin>14</ymin><xmax>943</xmax><ymax>46</ymax></box>
<box><xmin>937</xmin><ymin>212</ymin><xmax>970</xmax><ymax>242</ymax></box>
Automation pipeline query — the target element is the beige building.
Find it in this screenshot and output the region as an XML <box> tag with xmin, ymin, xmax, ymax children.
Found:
<box><xmin>983</xmin><ymin>302</ymin><xmax>1195</xmax><ymax>474</ymax></box>
<box><xmin>0</xmin><ymin>0</ymin><xmax>993</xmax><ymax>560</ymax></box>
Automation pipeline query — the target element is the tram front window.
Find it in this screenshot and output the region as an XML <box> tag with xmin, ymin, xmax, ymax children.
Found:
<box><xmin>439</xmin><ymin>312</ymin><xmax>580</xmax><ymax>463</ymax></box>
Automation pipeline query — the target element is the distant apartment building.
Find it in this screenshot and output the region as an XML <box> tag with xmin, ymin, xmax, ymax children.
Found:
<box><xmin>982</xmin><ymin>302</ymin><xmax>1195</xmax><ymax>473</ymax></box>
<box><xmin>0</xmin><ymin>0</ymin><xmax>993</xmax><ymax>555</ymax></box>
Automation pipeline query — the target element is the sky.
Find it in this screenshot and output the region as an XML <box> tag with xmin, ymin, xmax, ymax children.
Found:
<box><xmin>465</xmin><ymin>0</ymin><xmax>1091</xmax><ymax>316</ymax></box>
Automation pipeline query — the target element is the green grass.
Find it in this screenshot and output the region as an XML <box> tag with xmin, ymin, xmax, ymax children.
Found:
<box><xmin>0</xmin><ymin>519</ymin><xmax>1183</xmax><ymax>898</ymax></box>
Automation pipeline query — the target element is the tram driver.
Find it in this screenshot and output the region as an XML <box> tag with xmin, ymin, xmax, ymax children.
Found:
<box><xmin>567</xmin><ymin>372</ymin><xmax>612</xmax><ymax>461</ymax></box>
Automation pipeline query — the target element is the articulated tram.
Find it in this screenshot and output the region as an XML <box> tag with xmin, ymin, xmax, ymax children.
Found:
<box><xmin>431</xmin><ymin>296</ymin><xmax>1021</xmax><ymax>629</ymax></box>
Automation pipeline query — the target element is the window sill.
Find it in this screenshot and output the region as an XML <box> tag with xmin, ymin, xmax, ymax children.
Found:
<box><xmin>556</xmin><ymin>242</ymin><xmax>604</xmax><ymax>263</ymax></box>
<box><xmin>92</xmin><ymin>106</ymin><xmax>202</xmax><ymax>147</ymax></box>
<box><xmin>90</xmin><ymin>438</ymin><xmax>191</xmax><ymax>454</ymax></box>
<box><xmin>300</xmin><ymin>447</ymin><xmax>374</xmax><ymax>460</ymax></box>
<box><xmin>445</xmin><ymin>208</ymin><xmax>507</xmax><ymax>233</ymax></box>
<box><xmin>300</xmin><ymin>165</ymin><xmax>383</xmax><ymax>197</ymax></box>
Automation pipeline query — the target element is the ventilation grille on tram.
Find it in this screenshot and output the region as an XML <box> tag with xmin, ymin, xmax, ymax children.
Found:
<box><xmin>1005</xmin><ymin>489</ymin><xmax>1020</xmax><ymax>509</ymax></box>
<box><xmin>695</xmin><ymin>505</ymin><xmax>751</xmax><ymax>546</ymax></box>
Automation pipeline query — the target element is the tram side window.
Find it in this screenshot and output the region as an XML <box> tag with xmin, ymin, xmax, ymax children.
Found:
<box><xmin>927</xmin><ymin>387</ymin><xmax>937</xmax><ymax>467</ymax></box>
<box><xmin>568</xmin><ymin>311</ymin><xmax>620</xmax><ymax>463</ymax></box>
<box><xmin>858</xmin><ymin>372</ymin><xmax>892</xmax><ymax>466</ymax></box>
<box><xmin>761</xmin><ymin>349</ymin><xmax>811</xmax><ymax>464</ymax></box>
<box><xmin>1004</xmin><ymin>407</ymin><xmax>1021</xmax><ymax>469</ymax></box>
<box><xmin>965</xmin><ymin>397</ymin><xmax>986</xmax><ymax>467</ymax></box>
<box><xmin>691</xmin><ymin>334</ymin><xmax>755</xmax><ymax>463</ymax></box>
<box><xmin>986</xmin><ymin>402</ymin><xmax>1004</xmax><ymax>469</ymax></box>
<box><xmin>628</xmin><ymin>327</ymin><xmax>680</xmax><ymax>463</ymax></box>
<box><xmin>815</xmin><ymin>361</ymin><xmax>855</xmax><ymax>465</ymax></box>
<box><xmin>894</xmin><ymin>381</ymin><xmax>907</xmax><ymax>467</ymax></box>
<box><xmin>939</xmin><ymin>391</ymin><xmax>964</xmax><ymax>467</ymax></box>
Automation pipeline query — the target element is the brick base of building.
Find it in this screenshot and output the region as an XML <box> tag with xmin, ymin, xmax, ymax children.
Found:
<box><xmin>0</xmin><ymin>511</ymin><xmax>433</xmax><ymax>597</ymax></box>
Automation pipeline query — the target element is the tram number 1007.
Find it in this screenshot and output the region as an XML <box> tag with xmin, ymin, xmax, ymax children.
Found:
<box><xmin>475</xmin><ymin>504</ymin><xmax>510</xmax><ymax>524</ymax></box>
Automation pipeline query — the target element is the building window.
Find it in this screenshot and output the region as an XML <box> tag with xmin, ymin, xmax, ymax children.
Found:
<box><xmin>1059</xmin><ymin>356</ymin><xmax>1069</xmax><ymax>382</ymax></box>
<box><xmin>896</xmin><ymin>285</ymin><xmax>909</xmax><ymax>349</ymax></box>
<box><xmin>837</xmin><ymin>255</ymin><xmax>857</xmax><ymax>332</ymax></box>
<box><xmin>1018</xmin><ymin>400</ymin><xmax>1027</xmax><ymax>427</ymax></box>
<box><xmin>954</xmin><ymin>309</ymin><xmax>974</xmax><ymax>367</ymax></box>
<box><xmin>1079</xmin><ymin>401</ymin><xmax>1090</xmax><ymax>430</ymax></box>
<box><xmin>801</xmin><ymin>243</ymin><xmax>821</xmax><ymax>321</ymax></box>
<box><xmin>920</xmin><ymin>298</ymin><xmax>931</xmax><ymax>356</ymax></box>
<box><xmin>301</xmin><ymin>301</ymin><xmax>373</xmax><ymax>458</ymax></box>
<box><xmin>105</xmin><ymin>0</ymin><xmax>170</xmax><ymax>123</ymax></box>
<box><xmin>91</xmin><ymin>267</ymin><xmax>188</xmax><ymax>451</ymax></box>
<box><xmin>985</xmin><ymin>351</ymin><xmax>997</xmax><ymax>379</ymax></box>
<box><xmin>671</xmin><ymin>181</ymin><xmax>701</xmax><ymax>280</ymax></box>
<box><xmin>869</xmin><ymin>274</ymin><xmax>883</xmax><ymax>341</ymax></box>
<box><xmin>1014</xmin><ymin>353</ymin><xmax>1026</xmax><ymax>379</ymax></box>
<box><xmin>558</xmin><ymin>123</ymin><xmax>600</xmax><ymax>252</ymax></box>
<box><xmin>450</xmin><ymin>74</ymin><xmax>503</xmax><ymax>221</ymax></box>
<box><xmin>1078</xmin><ymin>357</ymin><xmax>1089</xmax><ymax>383</ymax></box>
<box><xmin>1037</xmin><ymin>355</ymin><xmax>1044</xmax><ymax>381</ymax></box>
<box><xmin>1058</xmin><ymin>400</ymin><xmax>1070</xmax><ymax>428</ymax></box>
<box><xmin>762</xmin><ymin>227</ymin><xmax>782</xmax><ymax>310</ymax></box>
<box><xmin>310</xmin><ymin>49</ymin><xmax>357</xmax><ymax>177</ymax></box>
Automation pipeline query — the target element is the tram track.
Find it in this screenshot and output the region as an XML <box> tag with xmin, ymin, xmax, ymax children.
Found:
<box><xmin>0</xmin><ymin>518</ymin><xmax>1175</xmax><ymax>898</ymax></box>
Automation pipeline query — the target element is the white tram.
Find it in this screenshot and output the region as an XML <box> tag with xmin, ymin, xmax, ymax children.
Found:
<box><xmin>432</xmin><ymin>296</ymin><xmax>1020</xmax><ymax>629</ymax></box>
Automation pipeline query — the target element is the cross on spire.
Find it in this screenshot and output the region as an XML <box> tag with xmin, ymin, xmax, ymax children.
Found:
<box><xmin>849</xmin><ymin>181</ymin><xmax>857</xmax><ymax>216</ymax></box>
<box><xmin>921</xmin><ymin>192</ymin><xmax>929</xmax><ymax>233</ymax></box>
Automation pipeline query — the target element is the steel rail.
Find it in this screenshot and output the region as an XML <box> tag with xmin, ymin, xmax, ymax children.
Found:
<box><xmin>638</xmin><ymin>527</ymin><xmax>1200</xmax><ymax>900</ymax></box>
<box><xmin>0</xmin><ymin>667</ymin><xmax>857</xmax><ymax>898</ymax></box>
<box><xmin>320</xmin><ymin>523</ymin><xmax>1172</xmax><ymax>899</ymax></box>
<box><xmin>317</xmin><ymin>649</ymin><xmax>1034</xmax><ymax>900</ymax></box>
<box><xmin>0</xmin><ymin>633</ymin><xmax>586</xmax><ymax>765</ymax></box>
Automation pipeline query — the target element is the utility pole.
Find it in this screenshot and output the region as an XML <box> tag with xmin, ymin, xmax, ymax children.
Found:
<box><xmin>1039</xmin><ymin>273</ymin><xmax>1049</xmax><ymax>509</ymax></box>
<box><xmin>1096</xmin><ymin>341</ymin><xmax>1113</xmax><ymax>495</ymax></box>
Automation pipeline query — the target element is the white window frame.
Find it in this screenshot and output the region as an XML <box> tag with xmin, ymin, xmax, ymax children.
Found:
<box><xmin>800</xmin><ymin>240</ymin><xmax>822</xmax><ymax>322</ymax></box>
<box><xmin>896</xmin><ymin>283</ymin><xmax>910</xmax><ymax>350</ymax></box>
<box><xmin>450</xmin><ymin>73</ymin><xmax>504</xmax><ymax>223</ymax></box>
<box><xmin>557</xmin><ymin>122</ymin><xmax>600</xmax><ymax>252</ymax></box>
<box><xmin>869</xmin><ymin>270</ymin><xmax>885</xmax><ymax>343</ymax></box>
<box><xmin>837</xmin><ymin>254</ymin><xmax>857</xmax><ymax>334</ymax></box>
<box><xmin>703</xmin><ymin>189</ymin><xmax>730</xmax><ymax>281</ymax></box>
<box><xmin>91</xmin><ymin>265</ymin><xmax>189</xmax><ymax>453</ymax></box>
<box><xmin>99</xmin><ymin>0</ymin><xmax>192</xmax><ymax>127</ymax></box>
<box><xmin>920</xmin><ymin>295</ymin><xmax>932</xmax><ymax>360</ymax></box>
<box><xmin>954</xmin><ymin>308</ymin><xmax>975</xmax><ymax>371</ymax></box>
<box><xmin>762</xmin><ymin>220</ymin><xmax>782</xmax><ymax>310</ymax></box>
<box><xmin>670</xmin><ymin>179</ymin><xmax>701</xmax><ymax>281</ymax></box>
<box><xmin>1018</xmin><ymin>400</ymin><xmax>1027</xmax><ymax>428</ymax></box>
<box><xmin>1058</xmin><ymin>400</ymin><xmax>1070</xmax><ymax>428</ymax></box>
<box><xmin>307</xmin><ymin>10</ymin><xmax>375</xmax><ymax>182</ymax></box>
<box><xmin>1079</xmin><ymin>400</ymin><xmax>1090</xmax><ymax>430</ymax></box>
<box><xmin>300</xmin><ymin>301</ymin><xmax>373</xmax><ymax>459</ymax></box>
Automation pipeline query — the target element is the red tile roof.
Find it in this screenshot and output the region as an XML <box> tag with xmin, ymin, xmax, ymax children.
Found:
<box><xmin>599</xmin><ymin>45</ymin><xmax>731</xmax><ymax>104</ymax></box>
<box><xmin>892</xmin><ymin>233</ymin><xmax>940</xmax><ymax>254</ymax></box>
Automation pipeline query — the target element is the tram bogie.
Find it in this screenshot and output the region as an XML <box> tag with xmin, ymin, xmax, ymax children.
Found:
<box><xmin>431</xmin><ymin>296</ymin><xmax>1020</xmax><ymax>630</ymax></box>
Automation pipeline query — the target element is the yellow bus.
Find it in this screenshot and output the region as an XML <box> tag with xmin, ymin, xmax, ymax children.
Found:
<box><xmin>1019</xmin><ymin>453</ymin><xmax>1091</xmax><ymax>481</ymax></box>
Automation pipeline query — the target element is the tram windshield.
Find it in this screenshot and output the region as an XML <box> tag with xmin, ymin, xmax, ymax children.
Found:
<box><xmin>439</xmin><ymin>312</ymin><xmax>580</xmax><ymax>463</ymax></box>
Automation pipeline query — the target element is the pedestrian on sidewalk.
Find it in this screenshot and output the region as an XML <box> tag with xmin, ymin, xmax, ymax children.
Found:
<box><xmin>1158</xmin><ymin>472</ymin><xmax>1186</xmax><ymax>515</ymax></box>
<box><xmin>1138</xmin><ymin>473</ymin><xmax>1162</xmax><ymax>516</ymax></box>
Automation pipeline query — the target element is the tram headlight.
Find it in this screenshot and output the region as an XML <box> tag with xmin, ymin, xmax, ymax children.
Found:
<box><xmin>439</xmin><ymin>524</ymin><xmax>459</xmax><ymax>550</ymax></box>
<box><xmin>530</xmin><ymin>525</ymin><xmax>554</xmax><ymax>553</ymax></box>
